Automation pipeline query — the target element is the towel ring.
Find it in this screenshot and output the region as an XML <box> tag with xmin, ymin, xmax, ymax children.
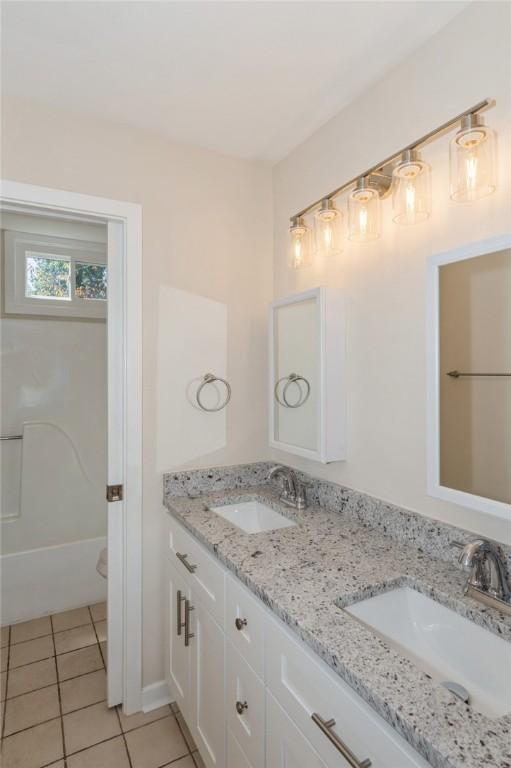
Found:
<box><xmin>274</xmin><ymin>373</ymin><xmax>311</xmax><ymax>409</ymax></box>
<box><xmin>196</xmin><ymin>373</ymin><xmax>231</xmax><ymax>412</ymax></box>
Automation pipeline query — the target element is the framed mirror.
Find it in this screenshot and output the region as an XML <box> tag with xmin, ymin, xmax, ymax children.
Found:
<box><xmin>427</xmin><ymin>234</ymin><xmax>511</xmax><ymax>519</ymax></box>
<box><xmin>269</xmin><ymin>287</ymin><xmax>346</xmax><ymax>463</ymax></box>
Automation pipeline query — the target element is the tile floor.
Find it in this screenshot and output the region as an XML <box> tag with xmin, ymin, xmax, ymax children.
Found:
<box><xmin>1</xmin><ymin>603</ymin><xmax>205</xmax><ymax>768</ymax></box>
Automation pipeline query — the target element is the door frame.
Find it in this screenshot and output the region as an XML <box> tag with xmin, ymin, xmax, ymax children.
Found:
<box><xmin>0</xmin><ymin>179</ymin><xmax>143</xmax><ymax>713</ymax></box>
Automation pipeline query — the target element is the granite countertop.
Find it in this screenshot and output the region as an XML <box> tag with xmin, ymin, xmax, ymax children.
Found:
<box><xmin>163</xmin><ymin>483</ymin><xmax>511</xmax><ymax>768</ymax></box>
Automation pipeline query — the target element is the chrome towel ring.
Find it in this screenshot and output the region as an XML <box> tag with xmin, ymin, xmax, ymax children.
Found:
<box><xmin>274</xmin><ymin>373</ymin><xmax>311</xmax><ymax>409</ymax></box>
<box><xmin>196</xmin><ymin>373</ymin><xmax>231</xmax><ymax>412</ymax></box>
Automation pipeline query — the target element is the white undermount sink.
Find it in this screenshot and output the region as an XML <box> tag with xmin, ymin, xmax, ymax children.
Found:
<box><xmin>209</xmin><ymin>500</ymin><xmax>296</xmax><ymax>534</ymax></box>
<box><xmin>345</xmin><ymin>586</ymin><xmax>511</xmax><ymax>718</ymax></box>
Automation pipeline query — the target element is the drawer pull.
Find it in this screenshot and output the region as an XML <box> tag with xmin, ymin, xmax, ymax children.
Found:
<box><xmin>236</xmin><ymin>700</ymin><xmax>248</xmax><ymax>715</ymax></box>
<box><xmin>311</xmin><ymin>713</ymin><xmax>371</xmax><ymax>768</ymax></box>
<box><xmin>235</xmin><ymin>617</ymin><xmax>248</xmax><ymax>631</ymax></box>
<box><xmin>184</xmin><ymin>599</ymin><xmax>195</xmax><ymax>647</ymax></box>
<box><xmin>176</xmin><ymin>552</ymin><xmax>197</xmax><ymax>573</ymax></box>
<box><xmin>176</xmin><ymin>590</ymin><xmax>186</xmax><ymax>636</ymax></box>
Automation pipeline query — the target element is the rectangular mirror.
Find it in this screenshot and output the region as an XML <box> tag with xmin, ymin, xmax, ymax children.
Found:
<box><xmin>269</xmin><ymin>287</ymin><xmax>345</xmax><ymax>463</ymax></box>
<box><xmin>427</xmin><ymin>234</ymin><xmax>511</xmax><ymax>519</ymax></box>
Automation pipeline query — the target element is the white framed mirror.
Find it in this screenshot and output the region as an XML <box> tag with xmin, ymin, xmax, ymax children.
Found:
<box><xmin>427</xmin><ymin>233</ymin><xmax>511</xmax><ymax>520</ymax></box>
<box><xmin>269</xmin><ymin>287</ymin><xmax>346</xmax><ymax>463</ymax></box>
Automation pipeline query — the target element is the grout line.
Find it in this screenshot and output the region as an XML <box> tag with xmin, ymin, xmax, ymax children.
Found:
<box><xmin>174</xmin><ymin>708</ymin><xmax>197</xmax><ymax>755</ymax></box>
<box><xmin>114</xmin><ymin>705</ymin><xmax>134</xmax><ymax>768</ymax></box>
<box><xmin>1</xmin><ymin>625</ymin><xmax>12</xmax><ymax>740</ymax></box>
<box><xmin>51</xmin><ymin>613</ymin><xmax>67</xmax><ymax>766</ymax></box>
<box><xmin>88</xmin><ymin>606</ymin><xmax>107</xmax><ymax>670</ymax></box>
<box><xmin>3</xmin><ymin>713</ymin><xmax>62</xmax><ymax>739</ymax></box>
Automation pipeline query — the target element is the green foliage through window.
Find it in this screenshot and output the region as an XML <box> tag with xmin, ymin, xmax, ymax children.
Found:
<box><xmin>26</xmin><ymin>255</ymin><xmax>70</xmax><ymax>299</ymax></box>
<box><xmin>76</xmin><ymin>262</ymin><xmax>108</xmax><ymax>300</ymax></box>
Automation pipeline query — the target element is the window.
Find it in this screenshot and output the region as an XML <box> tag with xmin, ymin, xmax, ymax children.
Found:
<box><xmin>4</xmin><ymin>231</ymin><xmax>107</xmax><ymax>318</ymax></box>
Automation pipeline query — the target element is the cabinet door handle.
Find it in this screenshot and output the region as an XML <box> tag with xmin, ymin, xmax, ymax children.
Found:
<box><xmin>236</xmin><ymin>700</ymin><xmax>248</xmax><ymax>715</ymax></box>
<box><xmin>176</xmin><ymin>590</ymin><xmax>186</xmax><ymax>636</ymax></box>
<box><xmin>176</xmin><ymin>552</ymin><xmax>197</xmax><ymax>573</ymax></box>
<box><xmin>184</xmin><ymin>599</ymin><xmax>195</xmax><ymax>647</ymax></box>
<box><xmin>311</xmin><ymin>713</ymin><xmax>371</xmax><ymax>768</ymax></box>
<box><xmin>235</xmin><ymin>618</ymin><xmax>247</xmax><ymax>631</ymax></box>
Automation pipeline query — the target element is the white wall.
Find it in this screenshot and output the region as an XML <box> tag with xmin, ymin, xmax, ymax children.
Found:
<box><xmin>0</xmin><ymin>215</ymin><xmax>108</xmax><ymax>552</ymax></box>
<box><xmin>1</xmin><ymin>103</ymin><xmax>274</xmax><ymax>685</ymax></box>
<box><xmin>272</xmin><ymin>1</ymin><xmax>511</xmax><ymax>545</ymax></box>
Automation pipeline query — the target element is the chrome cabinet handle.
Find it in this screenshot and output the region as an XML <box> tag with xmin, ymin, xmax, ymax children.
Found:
<box><xmin>184</xmin><ymin>599</ymin><xmax>195</xmax><ymax>647</ymax></box>
<box><xmin>176</xmin><ymin>552</ymin><xmax>197</xmax><ymax>573</ymax></box>
<box><xmin>311</xmin><ymin>713</ymin><xmax>371</xmax><ymax>768</ymax></box>
<box><xmin>236</xmin><ymin>700</ymin><xmax>248</xmax><ymax>715</ymax></box>
<box><xmin>176</xmin><ymin>590</ymin><xmax>186</xmax><ymax>636</ymax></box>
<box><xmin>235</xmin><ymin>618</ymin><xmax>247</xmax><ymax>631</ymax></box>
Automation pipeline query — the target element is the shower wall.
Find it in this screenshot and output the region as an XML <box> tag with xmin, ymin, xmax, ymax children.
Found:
<box><xmin>1</xmin><ymin>215</ymin><xmax>108</xmax><ymax>623</ymax></box>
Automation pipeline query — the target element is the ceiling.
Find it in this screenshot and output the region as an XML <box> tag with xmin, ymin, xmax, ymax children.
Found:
<box><xmin>1</xmin><ymin>1</ymin><xmax>469</xmax><ymax>163</ymax></box>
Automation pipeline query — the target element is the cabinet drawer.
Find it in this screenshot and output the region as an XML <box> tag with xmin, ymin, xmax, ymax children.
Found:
<box><xmin>265</xmin><ymin>616</ymin><xmax>430</xmax><ymax>768</ymax></box>
<box><xmin>226</xmin><ymin>641</ymin><xmax>265</xmax><ymax>768</ymax></box>
<box><xmin>227</xmin><ymin>729</ymin><xmax>253</xmax><ymax>768</ymax></box>
<box><xmin>226</xmin><ymin>574</ymin><xmax>265</xmax><ymax>678</ymax></box>
<box><xmin>168</xmin><ymin>516</ymin><xmax>225</xmax><ymax>627</ymax></box>
<box><xmin>266</xmin><ymin>691</ymin><xmax>327</xmax><ymax>768</ymax></box>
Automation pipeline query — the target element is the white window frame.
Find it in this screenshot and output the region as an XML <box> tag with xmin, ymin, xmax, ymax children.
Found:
<box><xmin>4</xmin><ymin>230</ymin><xmax>107</xmax><ymax>318</ymax></box>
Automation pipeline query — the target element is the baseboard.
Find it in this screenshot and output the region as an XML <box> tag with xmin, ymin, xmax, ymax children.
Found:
<box><xmin>142</xmin><ymin>679</ymin><xmax>173</xmax><ymax>712</ymax></box>
<box><xmin>1</xmin><ymin>536</ymin><xmax>107</xmax><ymax>625</ymax></box>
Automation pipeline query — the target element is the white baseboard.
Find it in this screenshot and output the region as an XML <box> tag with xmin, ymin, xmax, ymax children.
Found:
<box><xmin>142</xmin><ymin>679</ymin><xmax>173</xmax><ymax>712</ymax></box>
<box><xmin>1</xmin><ymin>536</ymin><xmax>107</xmax><ymax>625</ymax></box>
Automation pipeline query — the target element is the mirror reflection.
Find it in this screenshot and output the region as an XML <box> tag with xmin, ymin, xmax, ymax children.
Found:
<box><xmin>439</xmin><ymin>248</ymin><xmax>511</xmax><ymax>504</ymax></box>
<box><xmin>273</xmin><ymin>297</ymin><xmax>318</xmax><ymax>451</ymax></box>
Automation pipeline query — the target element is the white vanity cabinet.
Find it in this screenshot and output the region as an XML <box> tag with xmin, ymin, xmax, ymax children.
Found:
<box><xmin>266</xmin><ymin>691</ymin><xmax>327</xmax><ymax>768</ymax></box>
<box><xmin>164</xmin><ymin>513</ymin><xmax>431</xmax><ymax>768</ymax></box>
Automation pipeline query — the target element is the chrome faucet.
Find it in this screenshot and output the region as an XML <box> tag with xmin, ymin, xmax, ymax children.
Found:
<box><xmin>268</xmin><ymin>465</ymin><xmax>308</xmax><ymax>510</ymax></box>
<box><xmin>452</xmin><ymin>538</ymin><xmax>511</xmax><ymax>616</ymax></box>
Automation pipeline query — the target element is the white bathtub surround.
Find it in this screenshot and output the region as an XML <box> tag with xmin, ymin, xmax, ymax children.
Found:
<box><xmin>1</xmin><ymin>536</ymin><xmax>107</xmax><ymax>625</ymax></box>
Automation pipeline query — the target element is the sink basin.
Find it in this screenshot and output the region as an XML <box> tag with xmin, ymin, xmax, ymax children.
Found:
<box><xmin>209</xmin><ymin>500</ymin><xmax>296</xmax><ymax>534</ymax></box>
<box><xmin>345</xmin><ymin>587</ymin><xmax>511</xmax><ymax>718</ymax></box>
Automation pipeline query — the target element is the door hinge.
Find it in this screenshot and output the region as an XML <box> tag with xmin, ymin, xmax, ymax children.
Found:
<box><xmin>106</xmin><ymin>484</ymin><xmax>123</xmax><ymax>502</ymax></box>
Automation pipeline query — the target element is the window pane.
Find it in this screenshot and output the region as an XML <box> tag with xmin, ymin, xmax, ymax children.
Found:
<box><xmin>75</xmin><ymin>262</ymin><xmax>107</xmax><ymax>300</ymax></box>
<box><xmin>26</xmin><ymin>253</ymin><xmax>71</xmax><ymax>299</ymax></box>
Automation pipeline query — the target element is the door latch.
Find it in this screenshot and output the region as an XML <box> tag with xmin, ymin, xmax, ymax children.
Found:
<box><xmin>106</xmin><ymin>484</ymin><xmax>123</xmax><ymax>502</ymax></box>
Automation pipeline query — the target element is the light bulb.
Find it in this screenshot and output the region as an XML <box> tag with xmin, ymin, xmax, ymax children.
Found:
<box><xmin>288</xmin><ymin>216</ymin><xmax>312</xmax><ymax>269</ymax></box>
<box><xmin>348</xmin><ymin>178</ymin><xmax>380</xmax><ymax>242</ymax></box>
<box><xmin>392</xmin><ymin>149</ymin><xmax>431</xmax><ymax>225</ymax></box>
<box><xmin>313</xmin><ymin>199</ymin><xmax>343</xmax><ymax>258</ymax></box>
<box><xmin>450</xmin><ymin>114</ymin><xmax>496</xmax><ymax>202</ymax></box>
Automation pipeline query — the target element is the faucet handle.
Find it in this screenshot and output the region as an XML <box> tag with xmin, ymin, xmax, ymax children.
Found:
<box><xmin>450</xmin><ymin>541</ymin><xmax>464</xmax><ymax>549</ymax></box>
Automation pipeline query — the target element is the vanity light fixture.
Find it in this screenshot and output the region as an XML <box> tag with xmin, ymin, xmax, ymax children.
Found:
<box><xmin>287</xmin><ymin>98</ymin><xmax>496</xmax><ymax>264</ymax></box>
<box><xmin>450</xmin><ymin>113</ymin><xmax>496</xmax><ymax>202</ymax></box>
<box><xmin>348</xmin><ymin>173</ymin><xmax>391</xmax><ymax>242</ymax></box>
<box><xmin>348</xmin><ymin>177</ymin><xmax>381</xmax><ymax>242</ymax></box>
<box><xmin>392</xmin><ymin>148</ymin><xmax>432</xmax><ymax>225</ymax></box>
<box><xmin>313</xmin><ymin>198</ymin><xmax>343</xmax><ymax>258</ymax></box>
<box><xmin>288</xmin><ymin>216</ymin><xmax>312</xmax><ymax>269</ymax></box>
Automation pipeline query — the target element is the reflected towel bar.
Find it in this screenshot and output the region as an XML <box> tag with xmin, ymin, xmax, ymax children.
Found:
<box><xmin>447</xmin><ymin>371</ymin><xmax>511</xmax><ymax>378</ymax></box>
<box><xmin>0</xmin><ymin>435</ymin><xmax>23</xmax><ymax>440</ymax></box>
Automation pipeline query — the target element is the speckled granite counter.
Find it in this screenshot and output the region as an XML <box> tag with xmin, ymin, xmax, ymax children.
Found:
<box><xmin>163</xmin><ymin>467</ymin><xmax>511</xmax><ymax>768</ymax></box>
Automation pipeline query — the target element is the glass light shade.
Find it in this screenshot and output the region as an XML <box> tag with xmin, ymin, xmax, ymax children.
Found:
<box><xmin>288</xmin><ymin>217</ymin><xmax>312</xmax><ymax>269</ymax></box>
<box><xmin>313</xmin><ymin>199</ymin><xmax>343</xmax><ymax>258</ymax></box>
<box><xmin>392</xmin><ymin>150</ymin><xmax>431</xmax><ymax>225</ymax></box>
<box><xmin>450</xmin><ymin>115</ymin><xmax>496</xmax><ymax>202</ymax></box>
<box><xmin>348</xmin><ymin>179</ymin><xmax>380</xmax><ymax>242</ymax></box>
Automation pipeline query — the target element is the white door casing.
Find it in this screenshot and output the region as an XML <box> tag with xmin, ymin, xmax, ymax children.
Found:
<box><xmin>0</xmin><ymin>180</ymin><xmax>143</xmax><ymax>713</ymax></box>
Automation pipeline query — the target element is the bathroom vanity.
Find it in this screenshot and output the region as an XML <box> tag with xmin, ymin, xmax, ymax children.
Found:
<box><xmin>162</xmin><ymin>464</ymin><xmax>511</xmax><ymax>768</ymax></box>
